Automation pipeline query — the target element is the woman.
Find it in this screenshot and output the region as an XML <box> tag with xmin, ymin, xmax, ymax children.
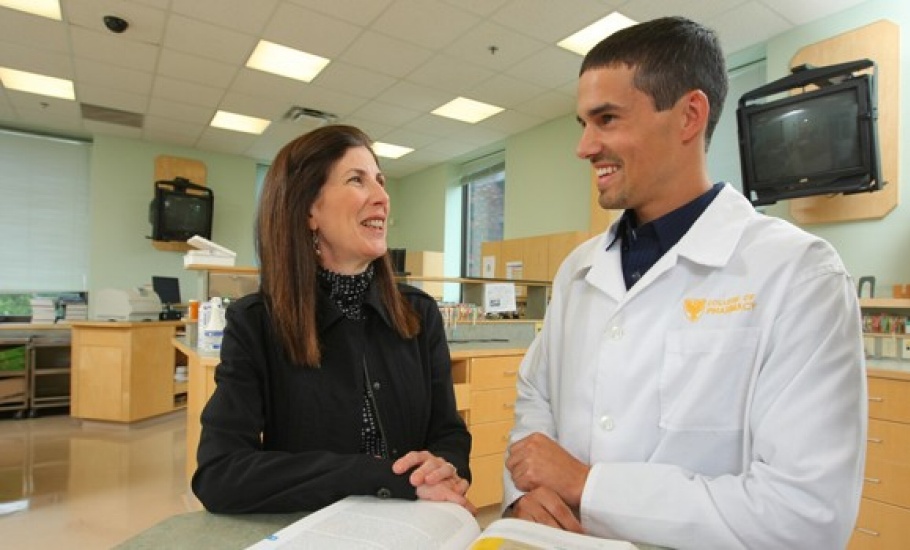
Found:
<box><xmin>192</xmin><ymin>125</ymin><xmax>472</xmax><ymax>514</ymax></box>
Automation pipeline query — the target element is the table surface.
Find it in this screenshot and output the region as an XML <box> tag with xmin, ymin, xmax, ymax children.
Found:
<box><xmin>114</xmin><ymin>511</ymin><xmax>305</xmax><ymax>550</ymax></box>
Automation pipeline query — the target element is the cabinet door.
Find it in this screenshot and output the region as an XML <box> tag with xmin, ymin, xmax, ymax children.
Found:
<box><xmin>72</xmin><ymin>344</ymin><xmax>124</xmax><ymax>420</ymax></box>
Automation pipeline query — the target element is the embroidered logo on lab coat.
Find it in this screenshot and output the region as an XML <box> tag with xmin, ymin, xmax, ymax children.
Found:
<box><xmin>684</xmin><ymin>294</ymin><xmax>755</xmax><ymax>322</ymax></box>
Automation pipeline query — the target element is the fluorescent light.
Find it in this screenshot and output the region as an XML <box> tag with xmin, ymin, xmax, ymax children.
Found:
<box><xmin>246</xmin><ymin>40</ymin><xmax>330</xmax><ymax>83</ymax></box>
<box><xmin>0</xmin><ymin>0</ymin><xmax>61</xmax><ymax>20</ymax></box>
<box><xmin>373</xmin><ymin>142</ymin><xmax>414</xmax><ymax>159</ymax></box>
<box><xmin>557</xmin><ymin>12</ymin><xmax>638</xmax><ymax>56</ymax></box>
<box><xmin>431</xmin><ymin>97</ymin><xmax>503</xmax><ymax>124</ymax></box>
<box><xmin>210</xmin><ymin>110</ymin><xmax>271</xmax><ymax>135</ymax></box>
<box><xmin>0</xmin><ymin>67</ymin><xmax>74</xmax><ymax>100</ymax></box>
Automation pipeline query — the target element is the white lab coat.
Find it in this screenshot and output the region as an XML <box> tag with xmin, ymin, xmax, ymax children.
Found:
<box><xmin>504</xmin><ymin>185</ymin><xmax>866</xmax><ymax>550</ymax></box>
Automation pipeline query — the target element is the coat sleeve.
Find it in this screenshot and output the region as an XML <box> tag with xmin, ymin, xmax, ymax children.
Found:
<box><xmin>191</xmin><ymin>302</ymin><xmax>417</xmax><ymax>514</ymax></box>
<box><xmin>580</xmin><ymin>252</ymin><xmax>867</xmax><ymax>549</ymax></box>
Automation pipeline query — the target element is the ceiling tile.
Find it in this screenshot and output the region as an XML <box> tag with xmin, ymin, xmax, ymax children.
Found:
<box><xmin>440</xmin><ymin>0</ymin><xmax>511</xmax><ymax>17</ymax></box>
<box><xmin>196</xmin><ymin>126</ymin><xmax>258</xmax><ymax>155</ymax></box>
<box><xmin>64</xmin><ymin>0</ymin><xmax>167</xmax><ymax>46</ymax></box>
<box><xmin>70</xmin><ymin>26</ymin><xmax>159</xmax><ymax>72</ymax></box>
<box><xmin>370</xmin><ymin>0</ymin><xmax>479</xmax><ymax>50</ymax></box>
<box><xmin>147</xmin><ymin>96</ymin><xmax>213</xmax><ymax>125</ymax></box>
<box><xmin>83</xmin><ymin>119</ymin><xmax>142</xmax><ymax>139</ymax></box>
<box><xmin>74</xmin><ymin>58</ymin><xmax>154</xmax><ymax>96</ymax></box>
<box><xmin>376</xmin><ymin>81</ymin><xmax>454</xmax><ymax>112</ymax></box>
<box><xmin>157</xmin><ymin>49</ymin><xmax>237</xmax><ymax>89</ymax></box>
<box><xmin>261</xmin><ymin>2</ymin><xmax>364</xmax><ymax>59</ymax></box>
<box><xmin>707</xmin><ymin>2</ymin><xmax>791</xmax><ymax>55</ymax></box>
<box><xmin>760</xmin><ymin>0</ymin><xmax>866</xmax><ymax>25</ymax></box>
<box><xmin>170</xmin><ymin>0</ymin><xmax>278</xmax><ymax>33</ymax></box>
<box><xmin>443</xmin><ymin>21</ymin><xmax>547</xmax><ymax>71</ymax></box>
<box><xmin>77</xmin><ymin>84</ymin><xmax>148</xmax><ymax>113</ymax></box>
<box><xmin>152</xmin><ymin>75</ymin><xmax>225</xmax><ymax>109</ymax></box>
<box><xmin>285</xmin><ymin>0</ymin><xmax>393</xmax><ymax>27</ymax></box>
<box><xmin>492</xmin><ymin>0</ymin><xmax>613</xmax><ymax>43</ymax></box>
<box><xmin>0</xmin><ymin>41</ymin><xmax>74</xmax><ymax>79</ymax></box>
<box><xmin>314</xmin><ymin>62</ymin><xmax>398</xmax><ymax>100</ymax></box>
<box><xmin>467</xmin><ymin>74</ymin><xmax>545</xmax><ymax>109</ymax></box>
<box><xmin>162</xmin><ymin>14</ymin><xmax>257</xmax><ymax>64</ymax></box>
<box><xmin>348</xmin><ymin>100</ymin><xmax>422</xmax><ymax>127</ymax></box>
<box><xmin>478</xmin><ymin>109</ymin><xmax>543</xmax><ymax>135</ymax></box>
<box><xmin>505</xmin><ymin>46</ymin><xmax>582</xmax><ymax>90</ymax></box>
<box><xmin>340</xmin><ymin>30</ymin><xmax>434</xmax><ymax>78</ymax></box>
<box><xmin>407</xmin><ymin>55</ymin><xmax>495</xmax><ymax>96</ymax></box>
<box><xmin>514</xmin><ymin>90</ymin><xmax>576</xmax><ymax>120</ymax></box>
<box><xmin>0</xmin><ymin>7</ymin><xmax>69</xmax><ymax>53</ymax></box>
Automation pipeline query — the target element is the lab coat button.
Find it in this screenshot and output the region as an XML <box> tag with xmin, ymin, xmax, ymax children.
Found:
<box><xmin>610</xmin><ymin>326</ymin><xmax>623</xmax><ymax>340</ymax></box>
<box><xmin>376</xmin><ymin>487</ymin><xmax>392</xmax><ymax>499</ymax></box>
<box><xmin>599</xmin><ymin>415</ymin><xmax>614</xmax><ymax>431</ymax></box>
<box><xmin>372</xmin><ymin>381</ymin><xmax>381</xmax><ymax>391</ymax></box>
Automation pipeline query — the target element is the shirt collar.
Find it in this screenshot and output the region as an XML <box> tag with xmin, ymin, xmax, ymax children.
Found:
<box><xmin>607</xmin><ymin>182</ymin><xmax>724</xmax><ymax>252</ymax></box>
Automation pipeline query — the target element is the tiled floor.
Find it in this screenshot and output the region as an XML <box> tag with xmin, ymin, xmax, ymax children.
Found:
<box><xmin>0</xmin><ymin>411</ymin><xmax>501</xmax><ymax>549</ymax></box>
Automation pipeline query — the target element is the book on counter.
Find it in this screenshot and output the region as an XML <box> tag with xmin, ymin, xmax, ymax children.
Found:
<box><xmin>245</xmin><ymin>495</ymin><xmax>640</xmax><ymax>550</ymax></box>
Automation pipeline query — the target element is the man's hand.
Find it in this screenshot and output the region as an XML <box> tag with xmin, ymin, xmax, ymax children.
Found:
<box><xmin>506</xmin><ymin>432</ymin><xmax>590</xmax><ymax>507</ymax></box>
<box><xmin>509</xmin><ymin>487</ymin><xmax>584</xmax><ymax>533</ymax></box>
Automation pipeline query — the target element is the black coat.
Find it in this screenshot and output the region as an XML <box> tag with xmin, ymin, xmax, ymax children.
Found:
<box><xmin>191</xmin><ymin>283</ymin><xmax>472</xmax><ymax>513</ymax></box>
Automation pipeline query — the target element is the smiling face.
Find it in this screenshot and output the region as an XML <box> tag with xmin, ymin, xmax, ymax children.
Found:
<box><xmin>576</xmin><ymin>64</ymin><xmax>704</xmax><ymax>224</ymax></box>
<box><xmin>308</xmin><ymin>145</ymin><xmax>389</xmax><ymax>274</ymax></box>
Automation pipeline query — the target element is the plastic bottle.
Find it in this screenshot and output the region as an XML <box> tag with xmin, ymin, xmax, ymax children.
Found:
<box><xmin>200</xmin><ymin>297</ymin><xmax>225</xmax><ymax>353</ymax></box>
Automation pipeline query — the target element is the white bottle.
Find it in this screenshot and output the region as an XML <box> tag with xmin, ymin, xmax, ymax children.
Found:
<box><xmin>200</xmin><ymin>297</ymin><xmax>226</xmax><ymax>353</ymax></box>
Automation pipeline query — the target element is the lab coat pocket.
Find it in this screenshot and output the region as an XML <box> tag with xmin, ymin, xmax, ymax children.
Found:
<box><xmin>660</xmin><ymin>328</ymin><xmax>760</xmax><ymax>431</ymax></box>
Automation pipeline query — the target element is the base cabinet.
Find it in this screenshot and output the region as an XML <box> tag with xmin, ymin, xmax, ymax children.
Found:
<box><xmin>451</xmin><ymin>351</ymin><xmax>522</xmax><ymax>509</ymax></box>
<box><xmin>71</xmin><ymin>321</ymin><xmax>185</xmax><ymax>423</ymax></box>
<box><xmin>849</xmin><ymin>372</ymin><xmax>910</xmax><ymax>549</ymax></box>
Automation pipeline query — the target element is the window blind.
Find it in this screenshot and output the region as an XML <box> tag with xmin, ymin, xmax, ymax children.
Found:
<box><xmin>0</xmin><ymin>130</ymin><xmax>90</xmax><ymax>291</ymax></box>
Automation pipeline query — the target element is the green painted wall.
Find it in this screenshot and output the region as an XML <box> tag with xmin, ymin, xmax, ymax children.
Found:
<box><xmin>503</xmin><ymin>115</ymin><xmax>591</xmax><ymax>239</ymax></box>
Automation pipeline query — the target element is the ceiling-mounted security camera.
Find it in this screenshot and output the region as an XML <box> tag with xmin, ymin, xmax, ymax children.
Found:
<box><xmin>103</xmin><ymin>15</ymin><xmax>129</xmax><ymax>33</ymax></box>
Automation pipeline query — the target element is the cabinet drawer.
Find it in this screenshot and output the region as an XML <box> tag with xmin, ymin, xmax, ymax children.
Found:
<box><xmin>470</xmin><ymin>356</ymin><xmax>521</xmax><ymax>391</ymax></box>
<box><xmin>470</xmin><ymin>419</ymin><xmax>513</xmax><ymax>457</ymax></box>
<box><xmin>466</xmin><ymin>453</ymin><xmax>505</xmax><ymax>509</ymax></box>
<box><xmin>471</xmin><ymin>387</ymin><xmax>517</xmax><ymax>423</ymax></box>
<box><xmin>849</xmin><ymin>498</ymin><xmax>910</xmax><ymax>550</ymax></box>
<box><xmin>864</xmin><ymin>458</ymin><xmax>910</xmax><ymax>509</ymax></box>
<box><xmin>867</xmin><ymin>419</ymin><xmax>910</xmax><ymax>463</ymax></box>
<box><xmin>868</xmin><ymin>377</ymin><xmax>910</xmax><ymax>424</ymax></box>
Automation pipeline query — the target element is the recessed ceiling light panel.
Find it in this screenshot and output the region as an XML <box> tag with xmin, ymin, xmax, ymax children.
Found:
<box><xmin>373</xmin><ymin>142</ymin><xmax>414</xmax><ymax>159</ymax></box>
<box><xmin>246</xmin><ymin>40</ymin><xmax>330</xmax><ymax>83</ymax></box>
<box><xmin>0</xmin><ymin>0</ymin><xmax>61</xmax><ymax>20</ymax></box>
<box><xmin>210</xmin><ymin>110</ymin><xmax>271</xmax><ymax>135</ymax></box>
<box><xmin>557</xmin><ymin>12</ymin><xmax>637</xmax><ymax>56</ymax></box>
<box><xmin>431</xmin><ymin>97</ymin><xmax>503</xmax><ymax>124</ymax></box>
<box><xmin>0</xmin><ymin>66</ymin><xmax>74</xmax><ymax>100</ymax></box>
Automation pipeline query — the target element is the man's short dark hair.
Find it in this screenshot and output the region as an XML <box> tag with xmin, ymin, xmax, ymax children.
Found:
<box><xmin>580</xmin><ymin>16</ymin><xmax>728</xmax><ymax>147</ymax></box>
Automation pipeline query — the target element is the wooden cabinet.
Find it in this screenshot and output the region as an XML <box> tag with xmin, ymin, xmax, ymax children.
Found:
<box><xmin>70</xmin><ymin>321</ymin><xmax>185</xmax><ymax>423</ymax></box>
<box><xmin>849</xmin><ymin>371</ymin><xmax>910</xmax><ymax>549</ymax></box>
<box><xmin>451</xmin><ymin>350</ymin><xmax>523</xmax><ymax>508</ymax></box>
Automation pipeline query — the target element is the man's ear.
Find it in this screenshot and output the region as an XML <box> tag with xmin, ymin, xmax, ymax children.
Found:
<box><xmin>679</xmin><ymin>89</ymin><xmax>710</xmax><ymax>145</ymax></box>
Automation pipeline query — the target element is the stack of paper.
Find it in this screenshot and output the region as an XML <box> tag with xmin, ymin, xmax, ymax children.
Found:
<box><xmin>184</xmin><ymin>235</ymin><xmax>237</xmax><ymax>267</ymax></box>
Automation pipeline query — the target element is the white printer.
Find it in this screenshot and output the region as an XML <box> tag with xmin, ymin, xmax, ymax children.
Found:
<box><xmin>93</xmin><ymin>287</ymin><xmax>162</xmax><ymax>322</ymax></box>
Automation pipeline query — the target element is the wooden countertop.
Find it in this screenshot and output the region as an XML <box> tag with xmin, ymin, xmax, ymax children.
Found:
<box><xmin>867</xmin><ymin>359</ymin><xmax>910</xmax><ymax>381</ymax></box>
<box><xmin>174</xmin><ymin>336</ymin><xmax>527</xmax><ymax>368</ymax></box>
<box><xmin>69</xmin><ymin>320</ymin><xmax>185</xmax><ymax>328</ymax></box>
<box><xmin>0</xmin><ymin>323</ymin><xmax>71</xmax><ymax>331</ymax></box>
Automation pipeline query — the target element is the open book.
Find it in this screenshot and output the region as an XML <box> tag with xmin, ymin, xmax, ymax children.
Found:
<box><xmin>245</xmin><ymin>495</ymin><xmax>640</xmax><ymax>550</ymax></box>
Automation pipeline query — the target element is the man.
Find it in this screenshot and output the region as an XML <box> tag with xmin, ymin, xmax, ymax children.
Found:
<box><xmin>503</xmin><ymin>16</ymin><xmax>866</xmax><ymax>550</ymax></box>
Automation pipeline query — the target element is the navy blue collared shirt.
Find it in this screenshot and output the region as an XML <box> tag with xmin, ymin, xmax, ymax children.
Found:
<box><xmin>609</xmin><ymin>183</ymin><xmax>724</xmax><ymax>290</ymax></box>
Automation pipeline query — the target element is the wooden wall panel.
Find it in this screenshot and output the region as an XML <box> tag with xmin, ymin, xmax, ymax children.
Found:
<box><xmin>788</xmin><ymin>20</ymin><xmax>899</xmax><ymax>223</ymax></box>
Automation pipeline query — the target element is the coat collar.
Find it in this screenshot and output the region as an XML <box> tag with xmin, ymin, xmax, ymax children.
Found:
<box><xmin>315</xmin><ymin>278</ymin><xmax>394</xmax><ymax>333</ymax></box>
<box><xmin>573</xmin><ymin>184</ymin><xmax>754</xmax><ymax>297</ymax></box>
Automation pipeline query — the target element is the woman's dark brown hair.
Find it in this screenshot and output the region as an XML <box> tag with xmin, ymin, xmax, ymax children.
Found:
<box><xmin>256</xmin><ymin>125</ymin><xmax>419</xmax><ymax>366</ymax></box>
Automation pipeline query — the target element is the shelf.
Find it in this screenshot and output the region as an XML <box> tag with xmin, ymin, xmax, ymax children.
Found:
<box><xmin>174</xmin><ymin>381</ymin><xmax>188</xmax><ymax>395</ymax></box>
<box><xmin>860</xmin><ymin>298</ymin><xmax>910</xmax><ymax>309</ymax></box>
<box><xmin>152</xmin><ymin>240</ymin><xmax>192</xmax><ymax>252</ymax></box>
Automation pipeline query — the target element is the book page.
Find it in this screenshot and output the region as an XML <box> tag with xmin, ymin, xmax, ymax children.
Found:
<box><xmin>470</xmin><ymin>518</ymin><xmax>640</xmax><ymax>550</ymax></box>
<box><xmin>245</xmin><ymin>496</ymin><xmax>481</xmax><ymax>550</ymax></box>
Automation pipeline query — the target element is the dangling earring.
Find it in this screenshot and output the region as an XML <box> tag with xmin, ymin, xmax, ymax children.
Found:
<box><xmin>312</xmin><ymin>231</ymin><xmax>321</xmax><ymax>256</ymax></box>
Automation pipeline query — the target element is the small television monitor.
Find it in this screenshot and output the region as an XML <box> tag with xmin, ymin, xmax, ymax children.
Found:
<box><xmin>737</xmin><ymin>59</ymin><xmax>882</xmax><ymax>206</ymax></box>
<box><xmin>151</xmin><ymin>276</ymin><xmax>181</xmax><ymax>305</ymax></box>
<box><xmin>149</xmin><ymin>178</ymin><xmax>214</xmax><ymax>242</ymax></box>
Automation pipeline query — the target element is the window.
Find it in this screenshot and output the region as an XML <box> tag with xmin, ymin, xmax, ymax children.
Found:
<box><xmin>0</xmin><ymin>130</ymin><xmax>91</xmax><ymax>314</ymax></box>
<box><xmin>461</xmin><ymin>153</ymin><xmax>505</xmax><ymax>277</ymax></box>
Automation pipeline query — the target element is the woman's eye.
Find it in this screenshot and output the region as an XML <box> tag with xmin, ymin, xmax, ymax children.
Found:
<box><xmin>347</xmin><ymin>176</ymin><xmax>363</xmax><ymax>185</ymax></box>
